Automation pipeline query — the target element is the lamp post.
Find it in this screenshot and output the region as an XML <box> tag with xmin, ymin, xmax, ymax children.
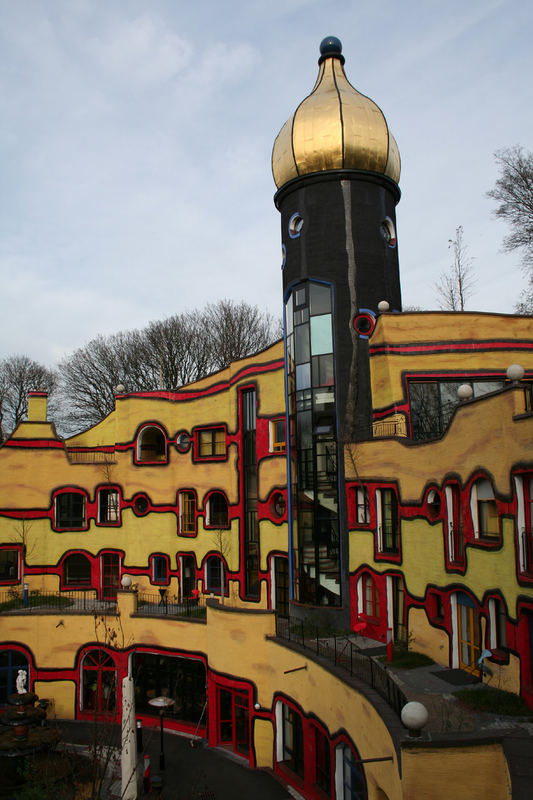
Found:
<box><xmin>148</xmin><ymin>696</ymin><xmax>175</xmax><ymax>770</ymax></box>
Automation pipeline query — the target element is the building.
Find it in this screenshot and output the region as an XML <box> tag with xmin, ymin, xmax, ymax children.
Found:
<box><xmin>1</xmin><ymin>36</ymin><xmax>532</xmax><ymax>800</ymax></box>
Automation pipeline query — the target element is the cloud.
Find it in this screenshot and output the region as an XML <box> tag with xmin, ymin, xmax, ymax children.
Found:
<box><xmin>85</xmin><ymin>13</ymin><xmax>192</xmax><ymax>90</ymax></box>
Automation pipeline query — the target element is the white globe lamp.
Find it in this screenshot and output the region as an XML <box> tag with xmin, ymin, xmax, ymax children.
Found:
<box><xmin>457</xmin><ymin>384</ymin><xmax>473</xmax><ymax>401</ymax></box>
<box><xmin>121</xmin><ymin>574</ymin><xmax>132</xmax><ymax>590</ymax></box>
<box><xmin>401</xmin><ymin>701</ymin><xmax>429</xmax><ymax>737</ymax></box>
<box><xmin>507</xmin><ymin>363</ymin><xmax>525</xmax><ymax>383</ymax></box>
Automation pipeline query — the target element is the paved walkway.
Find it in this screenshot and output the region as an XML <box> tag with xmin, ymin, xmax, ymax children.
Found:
<box><xmin>57</xmin><ymin>643</ymin><xmax>533</xmax><ymax>798</ymax></box>
<box><xmin>59</xmin><ymin>721</ymin><xmax>293</xmax><ymax>799</ymax></box>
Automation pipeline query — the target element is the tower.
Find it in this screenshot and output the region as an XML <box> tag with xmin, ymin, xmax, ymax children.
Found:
<box><xmin>272</xmin><ymin>37</ymin><xmax>402</xmax><ymax>617</ymax></box>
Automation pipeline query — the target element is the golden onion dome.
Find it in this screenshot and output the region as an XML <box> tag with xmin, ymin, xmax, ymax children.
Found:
<box><xmin>272</xmin><ymin>37</ymin><xmax>400</xmax><ymax>190</ymax></box>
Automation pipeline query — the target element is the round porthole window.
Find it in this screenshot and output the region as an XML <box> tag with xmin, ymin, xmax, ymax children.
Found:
<box><xmin>176</xmin><ymin>431</ymin><xmax>191</xmax><ymax>453</ymax></box>
<box><xmin>281</xmin><ymin>243</ymin><xmax>286</xmax><ymax>270</ymax></box>
<box><xmin>133</xmin><ymin>495</ymin><xmax>149</xmax><ymax>516</ymax></box>
<box><xmin>380</xmin><ymin>217</ymin><xmax>397</xmax><ymax>248</ymax></box>
<box><xmin>353</xmin><ymin>313</ymin><xmax>376</xmax><ymax>336</ymax></box>
<box><xmin>289</xmin><ymin>213</ymin><xmax>304</xmax><ymax>238</ymax></box>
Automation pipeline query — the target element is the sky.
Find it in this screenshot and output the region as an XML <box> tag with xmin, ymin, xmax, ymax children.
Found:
<box><xmin>1</xmin><ymin>0</ymin><xmax>532</xmax><ymax>368</ymax></box>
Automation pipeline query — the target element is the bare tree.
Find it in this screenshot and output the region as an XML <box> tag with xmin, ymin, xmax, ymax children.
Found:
<box><xmin>56</xmin><ymin>301</ymin><xmax>282</xmax><ymax>435</ymax></box>
<box><xmin>13</xmin><ymin>515</ymin><xmax>35</xmax><ymax>587</ymax></box>
<box><xmin>211</xmin><ymin>528</ymin><xmax>232</xmax><ymax>606</ymax></box>
<box><xmin>0</xmin><ymin>355</ymin><xmax>57</xmax><ymax>441</ymax></box>
<box><xmin>435</xmin><ymin>226</ymin><xmax>476</xmax><ymax>311</ymax></box>
<box><xmin>487</xmin><ymin>146</ymin><xmax>533</xmax><ymax>313</ymax></box>
<box><xmin>203</xmin><ymin>299</ymin><xmax>282</xmax><ymax>370</ymax></box>
<box><xmin>143</xmin><ymin>311</ymin><xmax>212</xmax><ymax>388</ymax></box>
<box><xmin>57</xmin><ymin>330</ymin><xmax>150</xmax><ymax>433</ymax></box>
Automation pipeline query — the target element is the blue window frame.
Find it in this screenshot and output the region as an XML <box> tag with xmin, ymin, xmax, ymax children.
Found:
<box><xmin>341</xmin><ymin>744</ymin><xmax>366</xmax><ymax>799</ymax></box>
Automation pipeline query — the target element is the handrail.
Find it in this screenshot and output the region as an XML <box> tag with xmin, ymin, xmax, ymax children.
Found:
<box><xmin>274</xmin><ymin>616</ymin><xmax>407</xmax><ymax>718</ymax></box>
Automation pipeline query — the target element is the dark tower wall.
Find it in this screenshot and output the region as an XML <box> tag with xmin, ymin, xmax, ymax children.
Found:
<box><xmin>276</xmin><ymin>169</ymin><xmax>401</xmax><ymax>443</ymax></box>
<box><xmin>277</xmin><ymin>169</ymin><xmax>401</xmax><ymax>626</ymax></box>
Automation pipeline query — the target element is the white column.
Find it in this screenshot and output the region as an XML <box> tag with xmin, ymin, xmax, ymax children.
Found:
<box><xmin>121</xmin><ymin>675</ymin><xmax>137</xmax><ymax>800</ymax></box>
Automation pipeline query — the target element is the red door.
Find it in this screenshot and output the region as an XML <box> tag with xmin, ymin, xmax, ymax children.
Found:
<box><xmin>82</xmin><ymin>649</ymin><xmax>117</xmax><ymax>718</ymax></box>
<box><xmin>217</xmin><ymin>688</ymin><xmax>250</xmax><ymax>758</ymax></box>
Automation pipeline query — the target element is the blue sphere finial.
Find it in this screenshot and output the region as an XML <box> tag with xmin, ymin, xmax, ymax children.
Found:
<box><xmin>319</xmin><ymin>36</ymin><xmax>342</xmax><ymax>57</ymax></box>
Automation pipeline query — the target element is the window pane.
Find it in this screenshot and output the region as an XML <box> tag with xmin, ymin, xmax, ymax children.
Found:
<box><xmin>294</xmin><ymin>324</ymin><xmax>310</xmax><ymax>365</ymax></box>
<box><xmin>294</xmin><ymin>287</ymin><xmax>306</xmax><ymax>308</ymax></box>
<box><xmin>0</xmin><ymin>550</ymin><xmax>18</xmax><ymax>580</ymax></box>
<box><xmin>296</xmin><ymin>363</ymin><xmax>311</xmax><ymax>390</ymax></box>
<box><xmin>285</xmin><ymin>295</ymin><xmax>293</xmax><ymax>337</ymax></box>
<box><xmin>439</xmin><ymin>382</ymin><xmax>463</xmax><ymax>427</ymax></box>
<box><xmin>213</xmin><ymin>429</ymin><xmax>225</xmax><ymax>455</ymax></box>
<box><xmin>56</xmin><ymin>493</ymin><xmax>85</xmax><ymax>528</ymax></box>
<box><xmin>65</xmin><ymin>554</ymin><xmax>91</xmax><ymax>585</ymax></box>
<box><xmin>181</xmin><ymin>492</ymin><xmax>196</xmax><ymax>534</ymax></box>
<box><xmin>309</xmin><ymin>282</ymin><xmax>331</xmax><ymax>316</ymax></box>
<box><xmin>473</xmin><ymin>381</ymin><xmax>504</xmax><ymax>396</ymax></box>
<box><xmin>310</xmin><ymin>314</ymin><xmax>332</xmax><ymax>355</ymax></box>
<box><xmin>410</xmin><ymin>383</ymin><xmax>440</xmax><ymax>440</ymax></box>
<box><xmin>312</xmin><ymin>354</ymin><xmax>334</xmax><ymax>387</ymax></box>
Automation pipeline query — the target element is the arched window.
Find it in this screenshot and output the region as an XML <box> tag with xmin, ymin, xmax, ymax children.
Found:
<box><xmin>0</xmin><ymin>650</ymin><xmax>29</xmax><ymax>704</ymax></box>
<box><xmin>137</xmin><ymin>425</ymin><xmax>167</xmax><ymax>463</ymax></box>
<box><xmin>180</xmin><ymin>554</ymin><xmax>197</xmax><ymax>600</ymax></box>
<box><xmin>206</xmin><ymin>492</ymin><xmax>228</xmax><ymax>527</ymax></box>
<box><xmin>64</xmin><ymin>553</ymin><xmax>91</xmax><ymax>586</ymax></box>
<box><xmin>82</xmin><ymin>649</ymin><xmax>117</xmax><ymax>715</ymax></box>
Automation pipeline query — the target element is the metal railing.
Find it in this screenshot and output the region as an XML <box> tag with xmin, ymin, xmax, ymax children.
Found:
<box><xmin>67</xmin><ymin>450</ymin><xmax>116</xmax><ymax>464</ymax></box>
<box><xmin>136</xmin><ymin>592</ymin><xmax>206</xmax><ymax>620</ymax></box>
<box><xmin>0</xmin><ymin>590</ymin><xmax>116</xmax><ymax>614</ymax></box>
<box><xmin>372</xmin><ymin>419</ymin><xmax>406</xmax><ymax>438</ymax></box>
<box><xmin>275</xmin><ymin>617</ymin><xmax>407</xmax><ymax>718</ymax></box>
